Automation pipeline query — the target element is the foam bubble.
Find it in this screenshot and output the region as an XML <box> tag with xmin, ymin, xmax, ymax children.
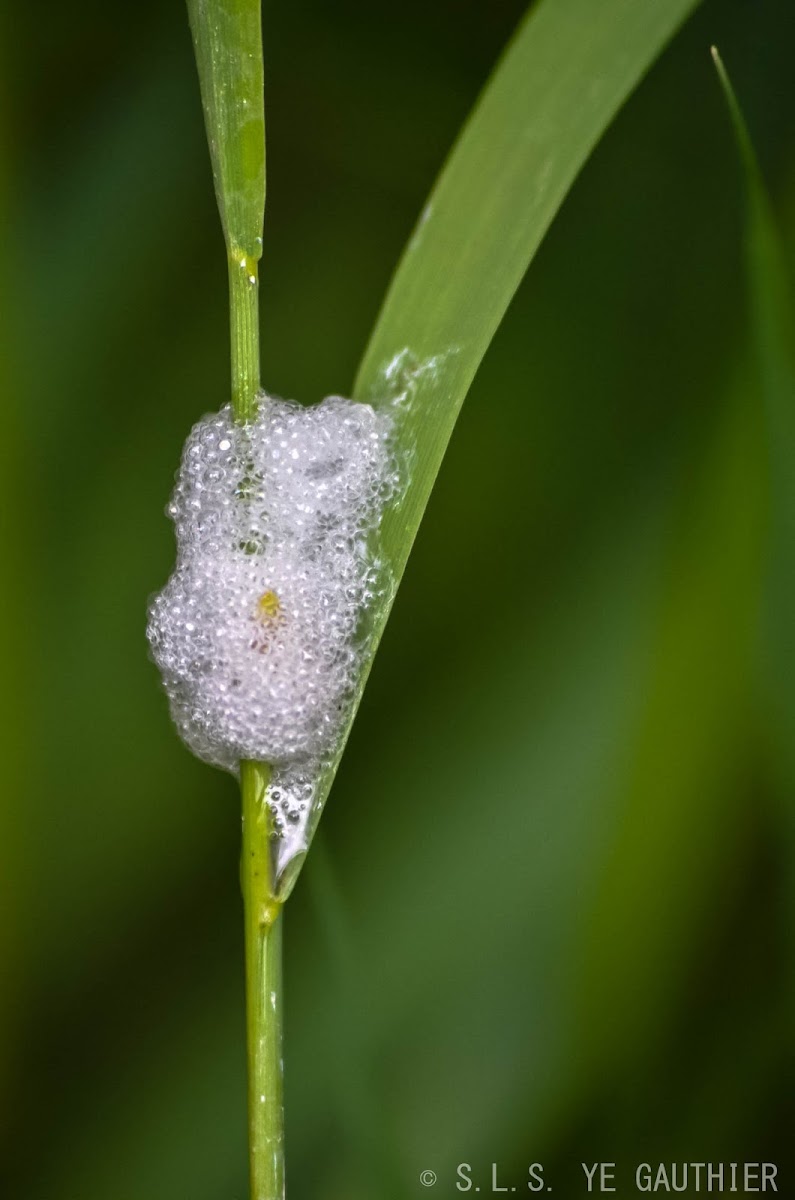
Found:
<box><xmin>147</xmin><ymin>392</ymin><xmax>398</xmax><ymax>866</ymax></box>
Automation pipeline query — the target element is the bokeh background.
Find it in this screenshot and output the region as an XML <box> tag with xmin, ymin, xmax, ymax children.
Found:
<box><xmin>3</xmin><ymin>0</ymin><xmax>795</xmax><ymax>1196</ymax></box>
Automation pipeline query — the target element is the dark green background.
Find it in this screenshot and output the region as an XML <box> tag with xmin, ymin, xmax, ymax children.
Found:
<box><xmin>3</xmin><ymin>0</ymin><xmax>794</xmax><ymax>1196</ymax></box>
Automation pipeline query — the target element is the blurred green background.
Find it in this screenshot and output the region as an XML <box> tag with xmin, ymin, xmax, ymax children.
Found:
<box><xmin>3</xmin><ymin>0</ymin><xmax>794</xmax><ymax>1196</ymax></box>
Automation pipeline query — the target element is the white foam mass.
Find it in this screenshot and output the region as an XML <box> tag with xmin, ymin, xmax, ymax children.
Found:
<box><xmin>147</xmin><ymin>393</ymin><xmax>398</xmax><ymax>806</ymax></box>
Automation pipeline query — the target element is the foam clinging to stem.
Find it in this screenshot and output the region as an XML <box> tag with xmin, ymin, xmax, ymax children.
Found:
<box><xmin>147</xmin><ymin>393</ymin><xmax>398</xmax><ymax>844</ymax></box>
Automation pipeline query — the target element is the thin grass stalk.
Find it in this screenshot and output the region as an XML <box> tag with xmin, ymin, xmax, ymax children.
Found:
<box><xmin>219</xmin><ymin>63</ymin><xmax>284</xmax><ymax>1200</ymax></box>
<box><xmin>231</xmin><ymin>253</ymin><xmax>283</xmax><ymax>1196</ymax></box>
<box><xmin>233</xmin><ymin>256</ymin><xmax>283</xmax><ymax>1190</ymax></box>
<box><xmin>184</xmin><ymin>1</ymin><xmax>282</xmax><ymax>1194</ymax></box>
<box><xmin>241</xmin><ymin>760</ymin><xmax>284</xmax><ymax>1199</ymax></box>
<box><xmin>229</xmin><ymin>251</ymin><xmax>261</xmax><ymax>422</ymax></box>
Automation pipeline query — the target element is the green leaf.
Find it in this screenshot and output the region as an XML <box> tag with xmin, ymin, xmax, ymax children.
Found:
<box><xmin>711</xmin><ymin>49</ymin><xmax>795</xmax><ymax>764</ymax></box>
<box><xmin>186</xmin><ymin>0</ymin><xmax>265</xmax><ymax>259</ymax></box>
<box><xmin>711</xmin><ymin>49</ymin><xmax>795</xmax><ymax>455</ymax></box>
<box><xmin>281</xmin><ymin>0</ymin><xmax>703</xmax><ymax>897</ymax></box>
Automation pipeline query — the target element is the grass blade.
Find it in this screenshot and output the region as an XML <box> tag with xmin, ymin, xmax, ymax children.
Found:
<box><xmin>280</xmin><ymin>0</ymin><xmax>703</xmax><ymax>897</ymax></box>
<box><xmin>711</xmin><ymin>48</ymin><xmax>795</xmax><ymax>966</ymax></box>
<box><xmin>186</xmin><ymin>0</ymin><xmax>265</xmax><ymax>260</ymax></box>
<box><xmin>711</xmin><ymin>50</ymin><xmax>795</xmax><ymax>740</ymax></box>
<box><xmin>187</xmin><ymin>0</ymin><xmax>266</xmax><ymax>419</ymax></box>
<box><xmin>710</xmin><ymin>49</ymin><xmax>795</xmax><ymax>467</ymax></box>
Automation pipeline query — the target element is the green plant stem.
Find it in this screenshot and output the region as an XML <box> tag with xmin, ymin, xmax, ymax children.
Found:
<box><xmin>229</xmin><ymin>251</ymin><xmax>261</xmax><ymax>422</ymax></box>
<box><xmin>224</xmin><ymin>119</ymin><xmax>283</xmax><ymax>1200</ymax></box>
<box><xmin>241</xmin><ymin>759</ymin><xmax>284</xmax><ymax>1200</ymax></box>
<box><xmin>224</xmin><ymin>106</ymin><xmax>282</xmax><ymax>1200</ymax></box>
<box><xmin>219</xmin><ymin>76</ymin><xmax>279</xmax><ymax>1198</ymax></box>
<box><xmin>220</xmin><ymin>66</ymin><xmax>281</xmax><ymax>1200</ymax></box>
<box><xmin>185</xmin><ymin>0</ymin><xmax>279</xmax><ymax>1192</ymax></box>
